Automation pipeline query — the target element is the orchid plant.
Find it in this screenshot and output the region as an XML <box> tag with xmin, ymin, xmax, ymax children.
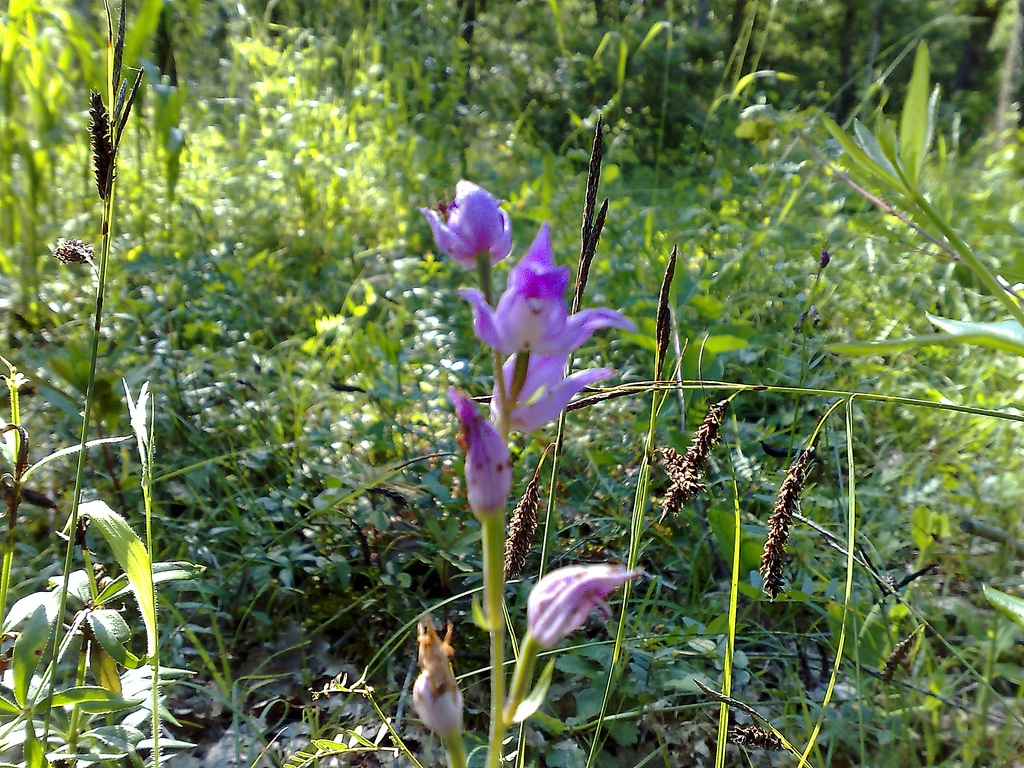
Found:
<box><xmin>414</xmin><ymin>180</ymin><xmax>640</xmax><ymax>767</ymax></box>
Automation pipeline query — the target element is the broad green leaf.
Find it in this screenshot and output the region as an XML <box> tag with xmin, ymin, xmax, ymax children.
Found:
<box><xmin>23</xmin><ymin>719</ymin><xmax>44</xmax><ymax>768</ymax></box>
<box><xmin>984</xmin><ymin>585</ymin><xmax>1024</xmax><ymax>631</ymax></box>
<box><xmin>3</xmin><ymin>592</ymin><xmax>56</xmax><ymax>635</ymax></box>
<box><xmin>88</xmin><ymin>609</ymin><xmax>143</xmax><ymax>670</ymax></box>
<box><xmin>94</xmin><ymin>561</ymin><xmax>204</xmax><ymax>608</ymax></box>
<box><xmin>876</xmin><ymin>118</ymin><xmax>912</xmax><ymax>189</ymax></box>
<box><xmin>831</xmin><ymin>315</ymin><xmax>1024</xmax><ymax>357</ymax></box>
<box><xmin>900</xmin><ymin>42</ymin><xmax>931</xmax><ymax>185</ymax></box>
<box><xmin>78</xmin><ymin>501</ymin><xmax>156</xmax><ymax>657</ymax></box>
<box><xmin>89</xmin><ymin>643</ymin><xmax>122</xmax><ymax>696</ymax></box>
<box><xmin>510</xmin><ymin>658</ymin><xmax>555</xmax><ymax>723</ymax></box>
<box><xmin>13</xmin><ymin>606</ymin><xmax>51</xmax><ymax>707</ymax></box>
<box><xmin>0</xmin><ymin>694</ymin><xmax>19</xmax><ymax>714</ymax></box>
<box><xmin>927</xmin><ymin>314</ymin><xmax>1024</xmax><ymax>356</ymax></box>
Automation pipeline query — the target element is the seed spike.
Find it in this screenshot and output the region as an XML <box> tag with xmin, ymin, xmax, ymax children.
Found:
<box><xmin>760</xmin><ymin>448</ymin><xmax>814</xmax><ymax>599</ymax></box>
<box><xmin>655</xmin><ymin>246</ymin><xmax>678</xmax><ymax>379</ymax></box>
<box><xmin>89</xmin><ymin>91</ymin><xmax>114</xmax><ymax>200</ymax></box>
<box><xmin>112</xmin><ymin>0</ymin><xmax>127</xmax><ymax>92</ymax></box>
<box><xmin>114</xmin><ymin>68</ymin><xmax>144</xmax><ymax>146</ymax></box>
<box><xmin>573</xmin><ymin>117</ymin><xmax>605</xmax><ymax>313</ymax></box>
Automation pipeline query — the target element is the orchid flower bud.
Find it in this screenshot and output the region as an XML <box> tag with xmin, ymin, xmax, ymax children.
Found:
<box><xmin>527</xmin><ymin>564</ymin><xmax>642</xmax><ymax>649</ymax></box>
<box><xmin>413</xmin><ymin>616</ymin><xmax>463</xmax><ymax>738</ymax></box>
<box><xmin>449</xmin><ymin>388</ymin><xmax>512</xmax><ymax>519</ymax></box>
<box><xmin>419</xmin><ymin>180</ymin><xmax>512</xmax><ymax>268</ymax></box>
<box><xmin>459</xmin><ymin>222</ymin><xmax>635</xmax><ymax>357</ymax></box>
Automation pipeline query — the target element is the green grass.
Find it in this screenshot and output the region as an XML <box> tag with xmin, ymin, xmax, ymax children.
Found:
<box><xmin>3</xmin><ymin>0</ymin><xmax>1024</xmax><ymax>766</ymax></box>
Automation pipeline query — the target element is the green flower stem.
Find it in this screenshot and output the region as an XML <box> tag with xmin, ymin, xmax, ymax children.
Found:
<box><xmin>503</xmin><ymin>632</ymin><xmax>540</xmax><ymax>723</ymax></box>
<box><xmin>43</xmin><ymin>132</ymin><xmax>117</xmax><ymax>749</ymax></box>
<box><xmin>0</xmin><ymin>369</ymin><xmax>22</xmax><ymax>632</ymax></box>
<box><xmin>481</xmin><ymin>513</ymin><xmax>507</xmax><ymax>768</ymax></box>
<box><xmin>476</xmin><ymin>253</ymin><xmax>494</xmax><ymax>307</ymax></box>
<box><xmin>66</xmin><ymin>632</ymin><xmax>89</xmax><ymax>756</ymax></box>
<box><xmin>443</xmin><ymin>732</ymin><xmax>468</xmax><ymax>768</ymax></box>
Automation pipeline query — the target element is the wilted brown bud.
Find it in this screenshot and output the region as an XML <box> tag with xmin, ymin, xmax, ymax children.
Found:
<box><xmin>53</xmin><ymin>238</ymin><xmax>95</xmax><ymax>265</ymax></box>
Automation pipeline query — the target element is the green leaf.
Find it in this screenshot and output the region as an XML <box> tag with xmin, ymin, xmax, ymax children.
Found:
<box><xmin>830</xmin><ymin>315</ymin><xmax>1024</xmax><ymax>357</ymax></box>
<box><xmin>121</xmin><ymin>0</ymin><xmax>163</xmax><ymax>70</ymax></box>
<box><xmin>853</xmin><ymin>120</ymin><xmax>905</xmax><ymax>192</ymax></box>
<box><xmin>13</xmin><ymin>605</ymin><xmax>52</xmax><ymax>707</ymax></box>
<box><xmin>470</xmin><ymin>594</ymin><xmax>493</xmax><ymax>632</ymax></box>
<box><xmin>636</xmin><ymin>20</ymin><xmax>670</xmax><ymax>54</ymax></box>
<box><xmin>89</xmin><ymin>643</ymin><xmax>122</xmax><ymax>696</ymax></box>
<box><xmin>78</xmin><ymin>501</ymin><xmax>156</xmax><ymax>657</ymax></box>
<box><xmin>23</xmin><ymin>719</ymin><xmax>44</xmax><ymax>768</ymax></box>
<box><xmin>3</xmin><ymin>592</ymin><xmax>56</xmax><ymax>635</ymax></box>
<box><xmin>23</xmin><ymin>435</ymin><xmax>132</xmax><ymax>480</ymax></box>
<box><xmin>900</xmin><ymin>42</ymin><xmax>931</xmax><ymax>184</ymax></box>
<box><xmin>88</xmin><ymin>609</ymin><xmax>143</xmax><ymax>670</ymax></box>
<box><xmin>822</xmin><ymin>117</ymin><xmax>902</xmax><ymax>190</ymax></box>
<box><xmin>0</xmin><ymin>694</ymin><xmax>19</xmax><ymax>714</ymax></box>
<box><xmin>984</xmin><ymin>585</ymin><xmax>1024</xmax><ymax>631</ymax></box>
<box><xmin>46</xmin><ymin>685</ymin><xmax>142</xmax><ymax>713</ymax></box>
<box><xmin>509</xmin><ymin>658</ymin><xmax>555</xmax><ymax>723</ymax></box>
<box><xmin>94</xmin><ymin>561</ymin><xmax>204</xmax><ymax>608</ymax></box>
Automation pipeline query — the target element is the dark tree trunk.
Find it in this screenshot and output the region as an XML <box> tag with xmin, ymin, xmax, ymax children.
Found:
<box><xmin>727</xmin><ymin>0</ymin><xmax>758</xmax><ymax>77</ymax></box>
<box><xmin>996</xmin><ymin>0</ymin><xmax>1024</xmax><ymax>138</ymax></box>
<box><xmin>154</xmin><ymin>4</ymin><xmax>178</xmax><ymax>86</ymax></box>
<box><xmin>695</xmin><ymin>0</ymin><xmax>710</xmax><ymax>29</ymax></box>
<box><xmin>950</xmin><ymin>0</ymin><xmax>1002</xmax><ymax>95</ymax></box>
<box><xmin>833</xmin><ymin>0</ymin><xmax>859</xmax><ymax>123</ymax></box>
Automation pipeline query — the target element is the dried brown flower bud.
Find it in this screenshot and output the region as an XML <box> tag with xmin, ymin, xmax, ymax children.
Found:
<box><xmin>761</xmin><ymin>449</ymin><xmax>814</xmax><ymax>599</ymax></box>
<box><xmin>53</xmin><ymin>238</ymin><xmax>94</xmax><ymax>265</ymax></box>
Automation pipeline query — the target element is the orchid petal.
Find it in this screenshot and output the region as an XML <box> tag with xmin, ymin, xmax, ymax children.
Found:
<box><xmin>458</xmin><ymin>288</ymin><xmax>510</xmax><ymax>353</ymax></box>
<box><xmin>510</xmin><ymin>367</ymin><xmax>613</xmax><ymax>433</ymax></box>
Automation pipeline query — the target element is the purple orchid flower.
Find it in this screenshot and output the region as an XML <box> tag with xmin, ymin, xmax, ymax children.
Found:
<box><xmin>494</xmin><ymin>353</ymin><xmax>614</xmax><ymax>433</ymax></box>
<box><xmin>459</xmin><ymin>222</ymin><xmax>635</xmax><ymax>357</ymax></box>
<box><xmin>420</xmin><ymin>181</ymin><xmax>512</xmax><ymax>268</ymax></box>
<box><xmin>527</xmin><ymin>564</ymin><xmax>642</xmax><ymax>649</ymax></box>
<box><xmin>449</xmin><ymin>388</ymin><xmax>512</xmax><ymax>519</ymax></box>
